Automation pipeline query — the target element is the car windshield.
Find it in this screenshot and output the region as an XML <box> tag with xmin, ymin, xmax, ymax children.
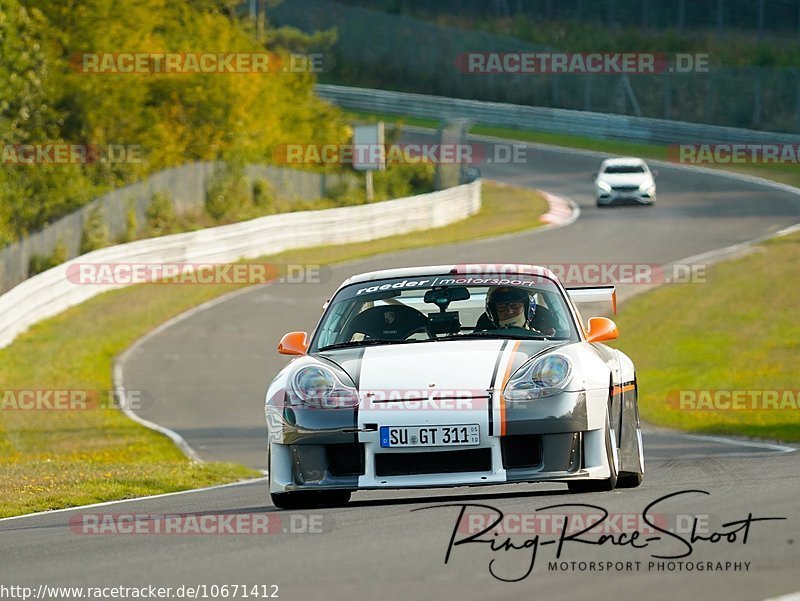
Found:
<box><xmin>603</xmin><ymin>164</ymin><xmax>646</xmax><ymax>174</ymax></box>
<box><xmin>311</xmin><ymin>274</ymin><xmax>579</xmax><ymax>351</ymax></box>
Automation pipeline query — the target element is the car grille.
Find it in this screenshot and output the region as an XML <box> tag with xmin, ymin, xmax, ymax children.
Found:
<box><xmin>375</xmin><ymin>448</ymin><xmax>492</xmax><ymax>477</ymax></box>
<box><xmin>611</xmin><ymin>185</ymin><xmax>640</xmax><ymax>192</ymax></box>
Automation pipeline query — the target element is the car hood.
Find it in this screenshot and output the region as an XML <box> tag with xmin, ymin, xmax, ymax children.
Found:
<box><xmin>318</xmin><ymin>338</ymin><xmax>564</xmax><ymax>393</ymax></box>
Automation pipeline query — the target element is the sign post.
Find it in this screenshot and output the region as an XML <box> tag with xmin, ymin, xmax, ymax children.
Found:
<box><xmin>352</xmin><ymin>123</ymin><xmax>385</xmax><ymax>202</ymax></box>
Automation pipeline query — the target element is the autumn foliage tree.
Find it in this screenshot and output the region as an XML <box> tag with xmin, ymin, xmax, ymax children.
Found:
<box><xmin>0</xmin><ymin>0</ymin><xmax>349</xmax><ymax>245</ymax></box>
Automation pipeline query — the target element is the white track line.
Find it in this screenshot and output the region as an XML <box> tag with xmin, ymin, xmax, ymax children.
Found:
<box><xmin>763</xmin><ymin>593</ymin><xmax>800</xmax><ymax>601</ymax></box>
<box><xmin>113</xmin><ymin>286</ymin><xmax>261</xmax><ymax>464</ymax></box>
<box><xmin>681</xmin><ymin>434</ymin><xmax>796</xmax><ymax>454</ymax></box>
<box><xmin>0</xmin><ymin>477</ymin><xmax>269</xmax><ymax>524</ymax></box>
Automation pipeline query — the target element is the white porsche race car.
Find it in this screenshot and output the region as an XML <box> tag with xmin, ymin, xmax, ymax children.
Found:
<box><xmin>265</xmin><ymin>264</ymin><xmax>644</xmax><ymax>509</ymax></box>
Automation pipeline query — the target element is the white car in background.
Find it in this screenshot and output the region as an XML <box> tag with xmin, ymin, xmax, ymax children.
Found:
<box><xmin>594</xmin><ymin>157</ymin><xmax>657</xmax><ymax>207</ymax></box>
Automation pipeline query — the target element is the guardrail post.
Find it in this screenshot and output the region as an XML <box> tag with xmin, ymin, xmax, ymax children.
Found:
<box><xmin>795</xmin><ymin>70</ymin><xmax>800</xmax><ymax>131</ymax></box>
<box><xmin>583</xmin><ymin>77</ymin><xmax>593</xmax><ymax>112</ymax></box>
<box><xmin>753</xmin><ymin>70</ymin><xmax>763</xmax><ymax>128</ymax></box>
<box><xmin>663</xmin><ymin>75</ymin><xmax>672</xmax><ymax>120</ymax></box>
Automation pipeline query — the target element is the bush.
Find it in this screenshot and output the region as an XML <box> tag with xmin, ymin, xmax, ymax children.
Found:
<box><xmin>0</xmin><ymin>0</ymin><xmax>351</xmax><ymax>247</ymax></box>
<box><xmin>324</xmin><ymin>177</ymin><xmax>364</xmax><ymax>205</ymax></box>
<box><xmin>373</xmin><ymin>163</ymin><xmax>436</xmax><ymax>201</ymax></box>
<box><xmin>145</xmin><ymin>192</ymin><xmax>178</xmax><ymax>237</ymax></box>
<box><xmin>205</xmin><ymin>165</ymin><xmax>252</xmax><ymax>221</ymax></box>
<box><xmin>79</xmin><ymin>206</ymin><xmax>109</xmax><ymax>254</ymax></box>
<box><xmin>51</xmin><ymin>239</ymin><xmax>68</xmax><ymax>265</ymax></box>
<box><xmin>28</xmin><ymin>240</ymin><xmax>68</xmax><ymax>276</ymax></box>
<box><xmin>28</xmin><ymin>254</ymin><xmax>52</xmax><ymax>276</ymax></box>
<box><xmin>252</xmin><ymin>179</ymin><xmax>276</xmax><ymax>213</ymax></box>
<box><xmin>121</xmin><ymin>199</ymin><xmax>138</xmax><ymax>242</ymax></box>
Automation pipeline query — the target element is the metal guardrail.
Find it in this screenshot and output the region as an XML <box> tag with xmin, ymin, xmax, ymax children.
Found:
<box><xmin>270</xmin><ymin>0</ymin><xmax>800</xmax><ymax>132</ymax></box>
<box><xmin>317</xmin><ymin>84</ymin><xmax>799</xmax><ymax>146</ymax></box>
<box><xmin>0</xmin><ymin>181</ymin><xmax>481</xmax><ymax>350</ymax></box>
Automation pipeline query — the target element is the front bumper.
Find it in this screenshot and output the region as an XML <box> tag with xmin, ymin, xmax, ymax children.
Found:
<box><xmin>266</xmin><ymin>391</ymin><xmax>612</xmax><ymax>493</ymax></box>
<box><xmin>596</xmin><ymin>190</ymin><xmax>655</xmax><ymax>205</ymax></box>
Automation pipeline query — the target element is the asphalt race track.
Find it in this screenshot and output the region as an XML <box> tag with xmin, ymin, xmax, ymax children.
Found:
<box><xmin>2</xmin><ymin>134</ymin><xmax>799</xmax><ymax>601</ymax></box>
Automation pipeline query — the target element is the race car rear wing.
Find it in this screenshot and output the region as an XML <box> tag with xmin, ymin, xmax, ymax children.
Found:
<box><xmin>566</xmin><ymin>286</ymin><xmax>617</xmax><ymax>315</ymax></box>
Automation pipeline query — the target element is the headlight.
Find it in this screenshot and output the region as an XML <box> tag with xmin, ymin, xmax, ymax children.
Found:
<box><xmin>639</xmin><ymin>181</ymin><xmax>655</xmax><ymax>194</ymax></box>
<box><xmin>289</xmin><ymin>365</ymin><xmax>359</xmax><ymax>408</ymax></box>
<box><xmin>597</xmin><ymin>181</ymin><xmax>612</xmax><ymax>193</ymax></box>
<box><xmin>503</xmin><ymin>354</ymin><xmax>573</xmax><ymax>401</ymax></box>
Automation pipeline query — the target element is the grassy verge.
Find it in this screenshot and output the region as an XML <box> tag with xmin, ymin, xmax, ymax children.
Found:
<box><xmin>0</xmin><ymin>181</ymin><xmax>548</xmax><ymax>517</ymax></box>
<box><xmin>348</xmin><ymin>109</ymin><xmax>800</xmax><ymax>188</ymax></box>
<box><xmin>611</xmin><ymin>231</ymin><xmax>800</xmax><ymax>442</ymax></box>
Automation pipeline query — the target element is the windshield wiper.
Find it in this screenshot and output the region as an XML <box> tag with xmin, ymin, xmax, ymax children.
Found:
<box><xmin>319</xmin><ymin>338</ymin><xmax>427</xmax><ymax>352</ymax></box>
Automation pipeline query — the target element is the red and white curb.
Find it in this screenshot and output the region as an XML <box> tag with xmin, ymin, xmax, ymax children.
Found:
<box><xmin>539</xmin><ymin>190</ymin><xmax>580</xmax><ymax>227</ymax></box>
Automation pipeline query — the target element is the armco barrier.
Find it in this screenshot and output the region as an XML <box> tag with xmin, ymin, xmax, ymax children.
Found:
<box><xmin>0</xmin><ymin>181</ymin><xmax>481</xmax><ymax>349</ymax></box>
<box><xmin>317</xmin><ymin>84</ymin><xmax>799</xmax><ymax>146</ymax></box>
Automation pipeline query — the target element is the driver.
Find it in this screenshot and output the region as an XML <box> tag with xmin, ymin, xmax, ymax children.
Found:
<box><xmin>485</xmin><ymin>286</ymin><xmax>555</xmax><ymax>336</ymax></box>
<box><xmin>485</xmin><ymin>286</ymin><xmax>533</xmax><ymax>329</ymax></box>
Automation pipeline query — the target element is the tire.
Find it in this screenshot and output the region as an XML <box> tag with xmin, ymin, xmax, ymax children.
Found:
<box><xmin>617</xmin><ymin>378</ymin><xmax>645</xmax><ymax>488</ymax></box>
<box><xmin>568</xmin><ymin>415</ymin><xmax>618</xmax><ymax>493</ymax></box>
<box><xmin>268</xmin><ymin>445</ymin><xmax>352</xmax><ymax>509</ymax></box>
<box><xmin>271</xmin><ymin>490</ymin><xmax>351</xmax><ymax>510</ymax></box>
<box><xmin>617</xmin><ymin>427</ymin><xmax>644</xmax><ymax>487</ymax></box>
<box><xmin>617</xmin><ymin>470</ymin><xmax>643</xmax><ymax>488</ymax></box>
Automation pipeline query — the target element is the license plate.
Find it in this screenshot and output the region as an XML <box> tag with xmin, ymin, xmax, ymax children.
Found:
<box><xmin>379</xmin><ymin>424</ymin><xmax>480</xmax><ymax>448</ymax></box>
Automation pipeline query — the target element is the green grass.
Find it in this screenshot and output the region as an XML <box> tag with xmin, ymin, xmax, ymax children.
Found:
<box><xmin>349</xmin><ymin>109</ymin><xmax>800</xmax><ymax>188</ymax></box>
<box><xmin>0</xmin><ymin>181</ymin><xmax>548</xmax><ymax>517</ymax></box>
<box><xmin>610</xmin><ymin>231</ymin><xmax>800</xmax><ymax>442</ymax></box>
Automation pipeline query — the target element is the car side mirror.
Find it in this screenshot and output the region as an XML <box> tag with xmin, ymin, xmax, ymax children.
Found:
<box><xmin>278</xmin><ymin>331</ymin><xmax>309</xmax><ymax>355</ymax></box>
<box><xmin>591</xmin><ymin>172</ymin><xmax>598</xmax><ymax>179</ymax></box>
<box><xmin>586</xmin><ymin>317</ymin><xmax>618</xmax><ymax>342</ymax></box>
<box><xmin>652</xmin><ymin>169</ymin><xmax>660</xmax><ymax>177</ymax></box>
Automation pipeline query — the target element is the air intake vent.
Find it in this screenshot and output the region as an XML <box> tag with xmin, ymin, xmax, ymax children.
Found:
<box><xmin>501</xmin><ymin>435</ymin><xmax>542</xmax><ymax>469</ymax></box>
<box><xmin>327</xmin><ymin>443</ymin><xmax>365</xmax><ymax>477</ymax></box>
<box><xmin>375</xmin><ymin>448</ymin><xmax>491</xmax><ymax>477</ymax></box>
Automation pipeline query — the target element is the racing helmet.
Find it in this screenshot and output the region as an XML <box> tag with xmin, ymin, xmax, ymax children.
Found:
<box><xmin>485</xmin><ymin>286</ymin><xmax>536</xmax><ymax>328</ymax></box>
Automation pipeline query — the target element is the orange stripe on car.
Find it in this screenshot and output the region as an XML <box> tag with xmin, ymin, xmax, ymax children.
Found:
<box><xmin>612</xmin><ymin>383</ymin><xmax>636</xmax><ymax>396</ymax></box>
<box><xmin>499</xmin><ymin>341</ymin><xmax>522</xmax><ymax>436</ymax></box>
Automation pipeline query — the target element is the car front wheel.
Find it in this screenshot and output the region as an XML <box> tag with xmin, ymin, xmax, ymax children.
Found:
<box><xmin>568</xmin><ymin>415</ymin><xmax>618</xmax><ymax>493</ymax></box>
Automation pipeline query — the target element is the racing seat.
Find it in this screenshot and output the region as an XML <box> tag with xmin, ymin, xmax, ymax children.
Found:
<box><xmin>341</xmin><ymin>305</ymin><xmax>430</xmax><ymax>341</ymax></box>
